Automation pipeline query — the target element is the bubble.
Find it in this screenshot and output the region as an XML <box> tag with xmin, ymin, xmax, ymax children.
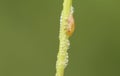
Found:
<box><xmin>60</xmin><ymin>15</ymin><xmax>62</xmax><ymax>25</ymax></box>
<box><xmin>64</xmin><ymin>52</ymin><xmax>69</xmax><ymax>68</ymax></box>
<box><xmin>71</xmin><ymin>6</ymin><xmax>74</xmax><ymax>14</ymax></box>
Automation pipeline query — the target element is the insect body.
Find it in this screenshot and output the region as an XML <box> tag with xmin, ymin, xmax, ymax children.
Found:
<box><xmin>66</xmin><ymin>12</ymin><xmax>75</xmax><ymax>37</ymax></box>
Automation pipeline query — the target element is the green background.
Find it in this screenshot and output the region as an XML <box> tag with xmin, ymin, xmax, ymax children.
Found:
<box><xmin>0</xmin><ymin>0</ymin><xmax>120</xmax><ymax>76</ymax></box>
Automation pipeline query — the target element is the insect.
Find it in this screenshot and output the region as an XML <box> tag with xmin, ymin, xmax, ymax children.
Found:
<box><xmin>66</xmin><ymin>10</ymin><xmax>75</xmax><ymax>37</ymax></box>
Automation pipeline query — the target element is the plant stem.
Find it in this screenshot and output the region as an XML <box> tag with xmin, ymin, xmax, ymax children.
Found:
<box><xmin>55</xmin><ymin>0</ymin><xmax>72</xmax><ymax>76</ymax></box>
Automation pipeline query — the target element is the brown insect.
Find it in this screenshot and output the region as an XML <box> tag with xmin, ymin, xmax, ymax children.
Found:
<box><xmin>66</xmin><ymin>13</ymin><xmax>75</xmax><ymax>37</ymax></box>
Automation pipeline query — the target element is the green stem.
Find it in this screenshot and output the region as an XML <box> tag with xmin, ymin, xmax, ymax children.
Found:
<box><xmin>55</xmin><ymin>0</ymin><xmax>72</xmax><ymax>76</ymax></box>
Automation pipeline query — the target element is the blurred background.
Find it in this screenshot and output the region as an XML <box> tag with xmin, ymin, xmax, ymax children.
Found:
<box><xmin>0</xmin><ymin>0</ymin><xmax>120</xmax><ymax>76</ymax></box>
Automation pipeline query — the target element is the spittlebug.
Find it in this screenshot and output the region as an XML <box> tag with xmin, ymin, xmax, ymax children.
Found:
<box><xmin>66</xmin><ymin>7</ymin><xmax>75</xmax><ymax>37</ymax></box>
